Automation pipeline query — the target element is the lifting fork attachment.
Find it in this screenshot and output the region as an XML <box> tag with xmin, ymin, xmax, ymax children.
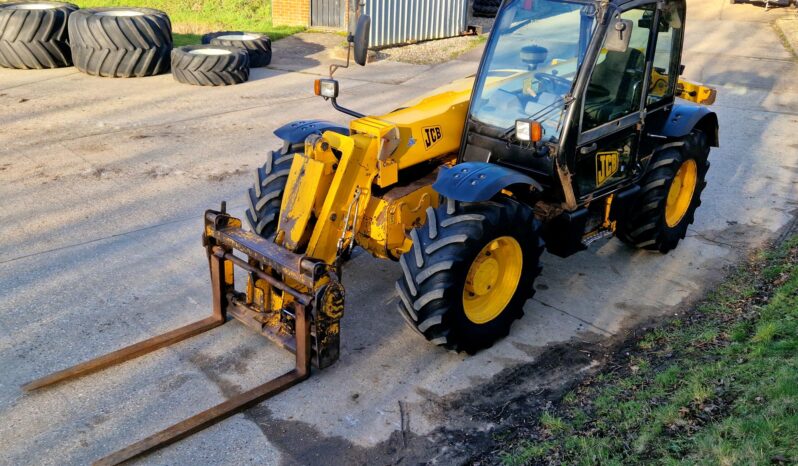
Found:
<box><xmin>21</xmin><ymin>206</ymin><xmax>345</xmax><ymax>465</ymax></box>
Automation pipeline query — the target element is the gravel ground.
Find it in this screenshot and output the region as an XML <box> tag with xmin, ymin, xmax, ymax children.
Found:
<box><xmin>378</xmin><ymin>35</ymin><xmax>486</xmax><ymax>65</ymax></box>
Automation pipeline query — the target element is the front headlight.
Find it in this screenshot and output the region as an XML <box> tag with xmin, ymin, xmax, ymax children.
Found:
<box><xmin>314</xmin><ymin>79</ymin><xmax>339</xmax><ymax>99</ymax></box>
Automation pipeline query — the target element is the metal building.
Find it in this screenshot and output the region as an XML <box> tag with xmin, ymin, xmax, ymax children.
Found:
<box><xmin>362</xmin><ymin>0</ymin><xmax>470</xmax><ymax>48</ymax></box>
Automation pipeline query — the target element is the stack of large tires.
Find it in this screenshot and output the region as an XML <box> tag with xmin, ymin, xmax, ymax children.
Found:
<box><xmin>169</xmin><ymin>31</ymin><xmax>271</xmax><ymax>86</ymax></box>
<box><xmin>0</xmin><ymin>1</ymin><xmax>78</xmax><ymax>69</ymax></box>
<box><xmin>473</xmin><ymin>0</ymin><xmax>500</xmax><ymax>17</ymax></box>
<box><xmin>68</xmin><ymin>7</ymin><xmax>172</xmax><ymax>77</ymax></box>
<box><xmin>1</xmin><ymin>3</ymin><xmax>272</xmax><ymax>88</ymax></box>
<box><xmin>201</xmin><ymin>31</ymin><xmax>271</xmax><ymax>67</ymax></box>
<box><xmin>170</xmin><ymin>45</ymin><xmax>250</xmax><ymax>86</ymax></box>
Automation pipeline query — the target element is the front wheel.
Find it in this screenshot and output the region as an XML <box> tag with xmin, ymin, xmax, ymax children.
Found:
<box><xmin>395</xmin><ymin>197</ymin><xmax>544</xmax><ymax>354</ymax></box>
<box><xmin>244</xmin><ymin>144</ymin><xmax>300</xmax><ymax>239</ymax></box>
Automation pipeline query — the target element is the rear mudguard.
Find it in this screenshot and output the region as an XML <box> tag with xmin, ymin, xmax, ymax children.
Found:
<box><xmin>432</xmin><ymin>162</ymin><xmax>543</xmax><ymax>202</ymax></box>
<box><xmin>655</xmin><ymin>103</ymin><xmax>719</xmax><ymax>147</ymax></box>
<box><xmin>274</xmin><ymin>119</ymin><xmax>349</xmax><ymax>145</ymax></box>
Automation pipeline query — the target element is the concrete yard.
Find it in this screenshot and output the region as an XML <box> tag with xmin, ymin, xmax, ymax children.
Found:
<box><xmin>1</xmin><ymin>0</ymin><xmax>797</xmax><ymax>464</ymax></box>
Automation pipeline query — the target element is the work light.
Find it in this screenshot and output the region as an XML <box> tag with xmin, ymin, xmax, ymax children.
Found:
<box><xmin>314</xmin><ymin>79</ymin><xmax>339</xmax><ymax>99</ymax></box>
<box><xmin>515</xmin><ymin>119</ymin><xmax>542</xmax><ymax>142</ymax></box>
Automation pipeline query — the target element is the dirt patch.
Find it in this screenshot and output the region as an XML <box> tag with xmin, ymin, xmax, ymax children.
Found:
<box><xmin>189</xmin><ymin>346</ymin><xmax>255</xmax><ymax>398</ymax></box>
<box><xmin>244</xmin><ymin>333</ymin><xmax>612</xmax><ymax>465</ymax></box>
<box><xmin>205</xmin><ymin>166</ymin><xmax>249</xmax><ymax>182</ymax></box>
<box><xmin>143</xmin><ymin>164</ymin><xmax>249</xmax><ymax>182</ymax></box>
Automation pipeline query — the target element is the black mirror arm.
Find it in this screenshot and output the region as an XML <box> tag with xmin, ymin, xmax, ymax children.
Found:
<box><xmin>329</xmin><ymin>36</ymin><xmax>354</xmax><ymax>78</ymax></box>
<box><xmin>331</xmin><ymin>97</ymin><xmax>365</xmax><ymax>118</ymax></box>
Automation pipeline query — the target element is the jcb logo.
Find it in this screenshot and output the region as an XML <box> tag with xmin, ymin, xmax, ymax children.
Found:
<box><xmin>596</xmin><ymin>151</ymin><xmax>620</xmax><ymax>186</ymax></box>
<box><xmin>422</xmin><ymin>126</ymin><xmax>442</xmax><ymax>150</ymax></box>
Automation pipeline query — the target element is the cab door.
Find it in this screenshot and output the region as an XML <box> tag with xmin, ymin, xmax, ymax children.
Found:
<box><xmin>573</xmin><ymin>4</ymin><xmax>658</xmax><ymax>199</ymax></box>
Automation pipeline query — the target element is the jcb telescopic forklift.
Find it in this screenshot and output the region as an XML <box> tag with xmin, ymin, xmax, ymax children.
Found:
<box><xmin>25</xmin><ymin>0</ymin><xmax>718</xmax><ymax>463</ymax></box>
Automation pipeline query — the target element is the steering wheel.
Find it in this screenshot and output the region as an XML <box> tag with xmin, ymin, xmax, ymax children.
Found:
<box><xmin>535</xmin><ymin>72</ymin><xmax>571</xmax><ymax>95</ymax></box>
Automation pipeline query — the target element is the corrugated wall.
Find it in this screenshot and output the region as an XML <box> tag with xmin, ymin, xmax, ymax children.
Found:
<box><xmin>363</xmin><ymin>0</ymin><xmax>469</xmax><ymax>48</ymax></box>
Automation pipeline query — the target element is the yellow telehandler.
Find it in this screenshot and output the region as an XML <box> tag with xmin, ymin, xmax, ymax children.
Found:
<box><xmin>25</xmin><ymin>0</ymin><xmax>718</xmax><ymax>463</ymax></box>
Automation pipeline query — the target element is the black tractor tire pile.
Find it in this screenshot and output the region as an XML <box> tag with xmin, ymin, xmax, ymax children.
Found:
<box><xmin>171</xmin><ymin>44</ymin><xmax>249</xmax><ymax>86</ymax></box>
<box><xmin>0</xmin><ymin>1</ymin><xmax>78</xmax><ymax>69</ymax></box>
<box><xmin>68</xmin><ymin>7</ymin><xmax>172</xmax><ymax>77</ymax></box>
<box><xmin>201</xmin><ymin>31</ymin><xmax>271</xmax><ymax>67</ymax></box>
<box><xmin>0</xmin><ymin>2</ymin><xmax>271</xmax><ymax>86</ymax></box>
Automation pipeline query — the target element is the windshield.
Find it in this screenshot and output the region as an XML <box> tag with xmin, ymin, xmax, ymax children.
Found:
<box><xmin>470</xmin><ymin>0</ymin><xmax>597</xmax><ymax>141</ymax></box>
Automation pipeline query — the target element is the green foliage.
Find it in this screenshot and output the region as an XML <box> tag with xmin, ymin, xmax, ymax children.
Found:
<box><xmin>500</xmin><ymin>236</ymin><xmax>798</xmax><ymax>465</ymax></box>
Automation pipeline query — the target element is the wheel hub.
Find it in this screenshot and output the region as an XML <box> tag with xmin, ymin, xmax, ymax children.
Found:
<box><xmin>465</xmin><ymin>256</ymin><xmax>499</xmax><ymax>296</ymax></box>
<box><xmin>463</xmin><ymin>236</ymin><xmax>523</xmax><ymax>324</ymax></box>
<box><xmin>665</xmin><ymin>159</ymin><xmax>698</xmax><ymax>228</ymax></box>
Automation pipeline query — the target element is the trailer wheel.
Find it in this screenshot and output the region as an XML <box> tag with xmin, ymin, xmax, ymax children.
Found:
<box><xmin>0</xmin><ymin>1</ymin><xmax>78</xmax><ymax>69</ymax></box>
<box><xmin>245</xmin><ymin>144</ymin><xmax>301</xmax><ymax>239</ymax></box>
<box><xmin>170</xmin><ymin>45</ymin><xmax>249</xmax><ymax>86</ymax></box>
<box><xmin>202</xmin><ymin>31</ymin><xmax>271</xmax><ymax>67</ymax></box>
<box><xmin>68</xmin><ymin>7</ymin><xmax>171</xmax><ymax>77</ymax></box>
<box><xmin>396</xmin><ymin>197</ymin><xmax>544</xmax><ymax>354</ymax></box>
<box><xmin>618</xmin><ymin>130</ymin><xmax>709</xmax><ymax>253</ymax></box>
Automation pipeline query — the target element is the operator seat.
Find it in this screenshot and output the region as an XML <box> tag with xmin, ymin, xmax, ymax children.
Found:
<box><xmin>583</xmin><ymin>48</ymin><xmax>645</xmax><ymax>128</ymax></box>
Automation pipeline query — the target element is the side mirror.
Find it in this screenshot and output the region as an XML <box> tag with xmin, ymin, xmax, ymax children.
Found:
<box><xmin>605</xmin><ymin>17</ymin><xmax>633</xmax><ymax>53</ymax></box>
<box><xmin>352</xmin><ymin>14</ymin><xmax>371</xmax><ymax>66</ymax></box>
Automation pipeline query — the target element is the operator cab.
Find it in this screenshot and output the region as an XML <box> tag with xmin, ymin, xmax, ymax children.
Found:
<box><xmin>462</xmin><ymin>0</ymin><xmax>688</xmax><ymax>200</ymax></box>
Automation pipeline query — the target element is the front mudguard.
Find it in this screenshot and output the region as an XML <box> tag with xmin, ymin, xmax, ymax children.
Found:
<box><xmin>274</xmin><ymin>119</ymin><xmax>349</xmax><ymax>146</ymax></box>
<box><xmin>432</xmin><ymin>162</ymin><xmax>543</xmax><ymax>202</ymax></box>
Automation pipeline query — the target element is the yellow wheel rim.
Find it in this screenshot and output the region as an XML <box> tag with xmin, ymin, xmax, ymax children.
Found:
<box><xmin>462</xmin><ymin>236</ymin><xmax>523</xmax><ymax>324</ymax></box>
<box><xmin>665</xmin><ymin>159</ymin><xmax>698</xmax><ymax>228</ymax></box>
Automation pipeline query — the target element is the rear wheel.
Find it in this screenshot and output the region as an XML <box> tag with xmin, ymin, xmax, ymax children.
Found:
<box><xmin>396</xmin><ymin>197</ymin><xmax>544</xmax><ymax>354</ymax></box>
<box><xmin>618</xmin><ymin>130</ymin><xmax>710</xmax><ymax>253</ymax></box>
<box><xmin>244</xmin><ymin>144</ymin><xmax>300</xmax><ymax>239</ymax></box>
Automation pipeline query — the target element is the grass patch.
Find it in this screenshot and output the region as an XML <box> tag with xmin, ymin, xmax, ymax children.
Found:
<box><xmin>74</xmin><ymin>0</ymin><xmax>303</xmax><ymax>45</ymax></box>
<box><xmin>499</xmin><ymin>235</ymin><xmax>798</xmax><ymax>465</ymax></box>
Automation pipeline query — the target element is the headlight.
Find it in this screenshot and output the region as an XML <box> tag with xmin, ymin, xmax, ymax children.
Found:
<box><xmin>515</xmin><ymin>119</ymin><xmax>542</xmax><ymax>142</ymax></box>
<box><xmin>314</xmin><ymin>79</ymin><xmax>339</xmax><ymax>99</ymax></box>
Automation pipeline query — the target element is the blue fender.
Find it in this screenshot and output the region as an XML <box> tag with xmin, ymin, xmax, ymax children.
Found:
<box><xmin>273</xmin><ymin>119</ymin><xmax>349</xmax><ymax>145</ymax></box>
<box><xmin>657</xmin><ymin>103</ymin><xmax>719</xmax><ymax>146</ymax></box>
<box><xmin>432</xmin><ymin>162</ymin><xmax>543</xmax><ymax>203</ymax></box>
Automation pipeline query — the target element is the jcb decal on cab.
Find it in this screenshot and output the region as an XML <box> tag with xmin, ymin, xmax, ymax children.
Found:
<box><xmin>422</xmin><ymin>126</ymin><xmax>442</xmax><ymax>150</ymax></box>
<box><xmin>596</xmin><ymin>151</ymin><xmax>620</xmax><ymax>186</ymax></box>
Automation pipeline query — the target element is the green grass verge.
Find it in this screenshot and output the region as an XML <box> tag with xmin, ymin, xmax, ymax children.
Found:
<box><xmin>73</xmin><ymin>0</ymin><xmax>303</xmax><ymax>46</ymax></box>
<box><xmin>500</xmin><ymin>234</ymin><xmax>798</xmax><ymax>465</ymax></box>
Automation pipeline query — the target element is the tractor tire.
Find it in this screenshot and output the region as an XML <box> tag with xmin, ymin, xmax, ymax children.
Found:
<box><xmin>0</xmin><ymin>1</ymin><xmax>78</xmax><ymax>69</ymax></box>
<box><xmin>201</xmin><ymin>31</ymin><xmax>272</xmax><ymax>68</ymax></box>
<box><xmin>245</xmin><ymin>144</ymin><xmax>300</xmax><ymax>239</ymax></box>
<box><xmin>396</xmin><ymin>197</ymin><xmax>544</xmax><ymax>354</ymax></box>
<box><xmin>617</xmin><ymin>130</ymin><xmax>710</xmax><ymax>253</ymax></box>
<box><xmin>68</xmin><ymin>7</ymin><xmax>171</xmax><ymax>77</ymax></box>
<box><xmin>170</xmin><ymin>45</ymin><xmax>249</xmax><ymax>86</ymax></box>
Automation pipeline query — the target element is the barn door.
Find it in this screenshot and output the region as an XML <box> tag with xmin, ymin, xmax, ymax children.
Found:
<box><xmin>311</xmin><ymin>0</ymin><xmax>345</xmax><ymax>28</ymax></box>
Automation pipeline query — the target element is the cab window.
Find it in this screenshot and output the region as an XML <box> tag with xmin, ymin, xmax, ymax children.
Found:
<box><xmin>582</xmin><ymin>6</ymin><xmax>654</xmax><ymax>132</ymax></box>
<box><xmin>647</xmin><ymin>5</ymin><xmax>684</xmax><ymax>106</ymax></box>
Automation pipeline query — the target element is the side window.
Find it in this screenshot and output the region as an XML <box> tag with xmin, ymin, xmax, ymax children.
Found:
<box><xmin>582</xmin><ymin>7</ymin><xmax>653</xmax><ymax>132</ymax></box>
<box><xmin>647</xmin><ymin>6</ymin><xmax>683</xmax><ymax>106</ymax></box>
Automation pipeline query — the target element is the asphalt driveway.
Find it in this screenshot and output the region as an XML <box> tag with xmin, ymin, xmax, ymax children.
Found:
<box><xmin>1</xmin><ymin>1</ymin><xmax>797</xmax><ymax>464</ymax></box>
